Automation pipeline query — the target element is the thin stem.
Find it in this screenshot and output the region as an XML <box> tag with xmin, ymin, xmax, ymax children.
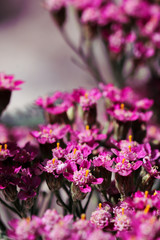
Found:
<box><xmin>0</xmin><ymin>218</ymin><xmax>6</xmax><ymax>232</ymax></box>
<box><xmin>83</xmin><ymin>191</ymin><xmax>93</xmax><ymax>213</ymax></box>
<box><xmin>55</xmin><ymin>191</ymin><xmax>70</xmax><ymax>213</ymax></box>
<box><xmin>63</xmin><ymin>185</ymin><xmax>70</xmax><ymax>196</ymax></box>
<box><xmin>0</xmin><ymin>197</ymin><xmax>22</xmax><ymax>218</ymax></box>
<box><xmin>102</xmin><ymin>191</ymin><xmax>109</xmax><ymax>202</ymax></box>
<box><xmin>72</xmin><ymin>201</ymin><xmax>77</xmax><ymax>220</ymax></box>
<box><xmin>59</xmin><ymin>28</ymin><xmax>106</xmax><ymax>84</ymax></box>
<box><xmin>78</xmin><ymin>201</ymin><xmax>83</xmax><ymax>214</ymax></box>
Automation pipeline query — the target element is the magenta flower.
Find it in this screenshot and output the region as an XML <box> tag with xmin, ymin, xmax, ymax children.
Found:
<box><xmin>18</xmin><ymin>175</ymin><xmax>41</xmax><ymax>200</ymax></box>
<box><xmin>0</xmin><ymin>167</ymin><xmax>19</xmax><ymax>190</ymax></box>
<box><xmin>77</xmin><ymin>126</ymin><xmax>106</xmax><ymax>148</ymax></box>
<box><xmin>8</xmin><ymin>216</ymin><xmax>42</xmax><ymax>240</ymax></box>
<box><xmin>0</xmin><ymin>72</ymin><xmax>24</xmax><ymax>90</ymax></box>
<box><xmin>112</xmin><ymin>139</ymin><xmax>146</xmax><ymax>161</ymax></box>
<box><xmin>80</xmin><ymin>88</ymin><xmax>101</xmax><ymax>111</ymax></box>
<box><xmin>42</xmin><ymin>157</ymin><xmax>67</xmax><ymax>177</ymax></box>
<box><xmin>135</xmin><ymin>98</ymin><xmax>154</xmax><ymax>110</ymax></box>
<box><xmin>71</xmin><ymin>88</ymin><xmax>85</xmax><ymax>103</ymax></box>
<box><xmin>108</xmin><ymin>30</ymin><xmax>125</xmax><ymax>54</ymax></box>
<box><xmin>100</xmin><ymin>83</ymin><xmax>134</xmax><ymax>104</ymax></box>
<box><xmin>122</xmin><ymin>0</ymin><xmax>150</xmax><ymax>18</ymax></box>
<box><xmin>143</xmin><ymin>158</ymin><xmax>160</xmax><ymax>179</ymax></box>
<box><xmin>88</xmin><ymin>230</ymin><xmax>115</xmax><ymax>240</ymax></box>
<box><xmin>90</xmin><ymin>204</ymin><xmax>112</xmax><ymax>229</ymax></box>
<box><xmin>107</xmin><ymin>104</ymin><xmax>139</xmax><ymax>123</ymax></box>
<box><xmin>31</xmin><ymin>124</ymin><xmax>71</xmax><ymax>144</ymax></box>
<box><xmin>113</xmin><ymin>157</ymin><xmax>142</xmax><ymax>176</ymax></box>
<box><xmin>0</xmin><ymin>142</ymin><xmax>19</xmax><ymax>161</ymax></box>
<box><xmin>65</xmin><ymin>143</ymin><xmax>92</xmax><ymax>165</ymax></box>
<box><xmin>64</xmin><ymin>160</ymin><xmax>103</xmax><ymax>193</ymax></box>
<box><xmin>93</xmin><ymin>152</ymin><xmax>114</xmax><ymax>170</ymax></box>
<box><xmin>13</xmin><ymin>142</ymin><xmax>38</xmax><ymax>163</ymax></box>
<box><xmin>44</xmin><ymin>0</ymin><xmax>65</xmax><ymax>11</ymax></box>
<box><xmin>35</xmin><ymin>91</ymin><xmax>73</xmax><ymax>115</ymax></box>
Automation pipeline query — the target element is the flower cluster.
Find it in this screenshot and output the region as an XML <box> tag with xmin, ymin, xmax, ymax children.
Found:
<box><xmin>2</xmin><ymin>78</ymin><xmax>160</xmax><ymax>239</ymax></box>
<box><xmin>8</xmin><ymin>209</ymin><xmax>114</xmax><ymax>240</ymax></box>
<box><xmin>45</xmin><ymin>0</ymin><xmax>160</xmax><ymax>60</ymax></box>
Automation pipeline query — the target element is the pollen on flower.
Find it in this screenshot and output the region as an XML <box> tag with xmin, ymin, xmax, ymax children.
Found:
<box><xmin>122</xmin><ymin>208</ymin><xmax>125</xmax><ymax>215</ymax></box>
<box><xmin>144</xmin><ymin>204</ymin><xmax>150</xmax><ymax>214</ymax></box>
<box><xmin>99</xmin><ymin>203</ymin><xmax>102</xmax><ymax>209</ymax></box>
<box><xmin>145</xmin><ymin>191</ymin><xmax>148</xmax><ymax>198</ymax></box>
<box><xmin>52</xmin><ymin>158</ymin><xmax>55</xmax><ymax>164</ymax></box>
<box><xmin>129</xmin><ymin>135</ymin><xmax>132</xmax><ymax>142</ymax></box>
<box><xmin>4</xmin><ymin>143</ymin><xmax>7</xmax><ymax>150</ymax></box>
<box><xmin>86</xmin><ymin>125</ymin><xmax>89</xmax><ymax>131</ymax></box>
<box><xmin>49</xmin><ymin>129</ymin><xmax>52</xmax><ymax>134</ymax></box>
<box><xmin>85</xmin><ymin>92</ymin><xmax>88</xmax><ymax>99</ymax></box>
<box><xmin>0</xmin><ymin>145</ymin><xmax>2</xmax><ymax>152</ymax></box>
<box><xmin>57</xmin><ymin>142</ymin><xmax>60</xmax><ymax>149</ymax></box>
<box><xmin>73</xmin><ymin>148</ymin><xmax>77</xmax><ymax>154</ymax></box>
<box><xmin>85</xmin><ymin>170</ymin><xmax>90</xmax><ymax>177</ymax></box>
<box><xmin>81</xmin><ymin>213</ymin><xmax>86</xmax><ymax>220</ymax></box>
<box><xmin>120</xmin><ymin>103</ymin><xmax>124</xmax><ymax>110</ymax></box>
<box><xmin>26</xmin><ymin>217</ymin><xmax>31</xmax><ymax>224</ymax></box>
<box><xmin>122</xmin><ymin>158</ymin><xmax>125</xmax><ymax>164</ymax></box>
<box><xmin>128</xmin><ymin>145</ymin><xmax>131</xmax><ymax>152</ymax></box>
<box><xmin>153</xmin><ymin>190</ymin><xmax>157</xmax><ymax>196</ymax></box>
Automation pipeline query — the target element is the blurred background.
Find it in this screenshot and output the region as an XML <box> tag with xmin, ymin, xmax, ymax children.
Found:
<box><xmin>0</xmin><ymin>0</ymin><xmax>111</xmax><ymax>115</ymax></box>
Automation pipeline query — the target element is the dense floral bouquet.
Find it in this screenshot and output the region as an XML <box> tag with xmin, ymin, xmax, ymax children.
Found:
<box><xmin>1</xmin><ymin>0</ymin><xmax>160</xmax><ymax>239</ymax></box>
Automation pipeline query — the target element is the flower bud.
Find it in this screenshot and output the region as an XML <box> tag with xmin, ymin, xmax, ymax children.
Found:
<box><xmin>50</xmin><ymin>7</ymin><xmax>66</xmax><ymax>28</ymax></box>
<box><xmin>3</xmin><ymin>185</ymin><xmax>17</xmax><ymax>202</ymax></box>
<box><xmin>46</xmin><ymin>173</ymin><xmax>63</xmax><ymax>191</ymax></box>
<box><xmin>115</xmin><ymin>173</ymin><xmax>133</xmax><ymax>199</ymax></box>
<box><xmin>23</xmin><ymin>197</ymin><xmax>34</xmax><ymax>209</ymax></box>
<box><xmin>94</xmin><ymin>167</ymin><xmax>111</xmax><ymax>192</ymax></box>
<box><xmin>71</xmin><ymin>183</ymin><xmax>87</xmax><ymax>202</ymax></box>
<box><xmin>83</xmin><ymin>105</ymin><xmax>97</xmax><ymax>126</ymax></box>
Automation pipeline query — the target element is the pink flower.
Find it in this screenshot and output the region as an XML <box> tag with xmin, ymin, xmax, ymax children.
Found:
<box><xmin>0</xmin><ymin>73</ymin><xmax>24</xmax><ymax>91</ymax></box>
<box><xmin>31</xmin><ymin>124</ymin><xmax>71</xmax><ymax>144</ymax></box>
<box><xmin>107</xmin><ymin>104</ymin><xmax>139</xmax><ymax>123</ymax></box>
<box><xmin>44</xmin><ymin>0</ymin><xmax>65</xmax><ymax>11</ymax></box>
<box><xmin>64</xmin><ymin>160</ymin><xmax>103</xmax><ymax>193</ymax></box>
<box><xmin>80</xmin><ymin>88</ymin><xmax>101</xmax><ymax>111</ymax></box>
<box><xmin>35</xmin><ymin>91</ymin><xmax>73</xmax><ymax>115</ymax></box>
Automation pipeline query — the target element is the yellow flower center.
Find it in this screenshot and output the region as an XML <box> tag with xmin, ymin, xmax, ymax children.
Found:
<box><xmin>73</xmin><ymin>148</ymin><xmax>77</xmax><ymax>155</ymax></box>
<box><xmin>144</xmin><ymin>204</ymin><xmax>150</xmax><ymax>214</ymax></box>
<box><xmin>57</xmin><ymin>142</ymin><xmax>60</xmax><ymax>149</ymax></box>
<box><xmin>85</xmin><ymin>92</ymin><xmax>88</xmax><ymax>99</ymax></box>
<box><xmin>86</xmin><ymin>125</ymin><xmax>89</xmax><ymax>131</ymax></box>
<box><xmin>81</xmin><ymin>214</ymin><xmax>86</xmax><ymax>220</ymax></box>
<box><xmin>85</xmin><ymin>170</ymin><xmax>89</xmax><ymax>177</ymax></box>
<box><xmin>120</xmin><ymin>103</ymin><xmax>124</xmax><ymax>110</ymax></box>
<box><xmin>122</xmin><ymin>158</ymin><xmax>125</xmax><ymax>164</ymax></box>
<box><xmin>145</xmin><ymin>191</ymin><xmax>148</xmax><ymax>198</ymax></box>
<box><xmin>122</xmin><ymin>208</ymin><xmax>125</xmax><ymax>215</ymax></box>
<box><xmin>99</xmin><ymin>203</ymin><xmax>102</xmax><ymax>209</ymax></box>
<box><xmin>129</xmin><ymin>135</ymin><xmax>132</xmax><ymax>142</ymax></box>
